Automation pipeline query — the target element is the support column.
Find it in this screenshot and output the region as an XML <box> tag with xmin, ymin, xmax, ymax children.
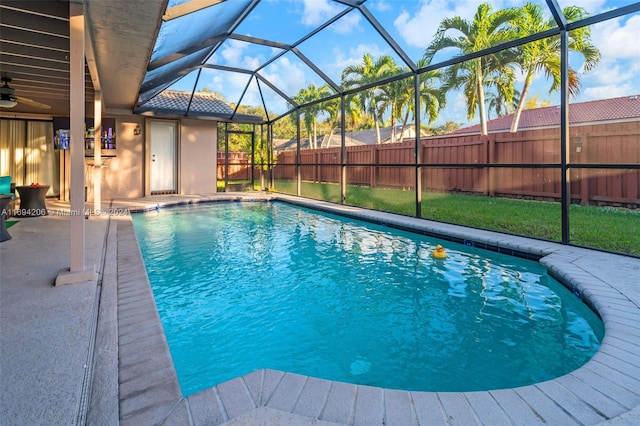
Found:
<box><xmin>414</xmin><ymin>74</ymin><xmax>422</xmax><ymax>217</ymax></box>
<box><xmin>224</xmin><ymin>122</ymin><xmax>229</xmax><ymax>191</ymax></box>
<box><xmin>296</xmin><ymin>109</ymin><xmax>301</xmax><ymax>196</ymax></box>
<box><xmin>56</xmin><ymin>2</ymin><xmax>96</xmax><ymax>286</ymax></box>
<box><xmin>340</xmin><ymin>95</ymin><xmax>346</xmax><ymax>204</ymax></box>
<box><xmin>560</xmin><ymin>30</ymin><xmax>571</xmax><ymax>245</ymax></box>
<box><xmin>93</xmin><ymin>91</ymin><xmax>102</xmax><ymax>213</ymax></box>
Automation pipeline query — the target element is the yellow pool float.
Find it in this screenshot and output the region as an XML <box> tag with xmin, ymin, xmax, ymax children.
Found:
<box><xmin>432</xmin><ymin>244</ymin><xmax>447</xmax><ymax>259</ymax></box>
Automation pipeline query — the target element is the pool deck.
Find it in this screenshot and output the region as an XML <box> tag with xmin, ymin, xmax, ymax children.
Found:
<box><xmin>1</xmin><ymin>192</ymin><xmax>639</xmax><ymax>425</ymax></box>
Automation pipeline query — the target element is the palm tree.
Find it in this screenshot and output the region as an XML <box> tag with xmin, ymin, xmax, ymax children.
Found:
<box><xmin>379</xmin><ymin>60</ymin><xmax>446</xmax><ymax>143</ymax></box>
<box><xmin>342</xmin><ymin>53</ymin><xmax>397</xmax><ymax>144</ymax></box>
<box><xmin>486</xmin><ymin>88</ymin><xmax>520</xmax><ymax>119</ymax></box>
<box><xmin>414</xmin><ymin>58</ymin><xmax>447</xmax><ymax>128</ymax></box>
<box><xmin>292</xmin><ymin>83</ymin><xmax>332</xmax><ymax>148</ymax></box>
<box><xmin>509</xmin><ymin>3</ymin><xmax>600</xmax><ymax>132</ymax></box>
<box><xmin>376</xmin><ymin>68</ymin><xmax>406</xmax><ymax>143</ymax></box>
<box><xmin>343</xmin><ymin>93</ymin><xmax>377</xmax><ymax>132</ymax></box>
<box><xmin>319</xmin><ymin>97</ymin><xmax>341</xmax><ymax>148</ymax></box>
<box><xmin>424</xmin><ymin>3</ymin><xmax>520</xmax><ymax>136</ymax></box>
<box><xmin>343</xmin><ymin>93</ymin><xmax>362</xmax><ymax>130</ymax></box>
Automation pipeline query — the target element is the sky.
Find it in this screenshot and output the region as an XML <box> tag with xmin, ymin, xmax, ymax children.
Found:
<box><xmin>168</xmin><ymin>0</ymin><xmax>640</xmax><ymax>127</ymax></box>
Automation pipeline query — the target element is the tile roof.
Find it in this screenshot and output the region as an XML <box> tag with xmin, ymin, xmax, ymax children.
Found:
<box><xmin>274</xmin><ymin>125</ymin><xmax>426</xmax><ymax>150</ymax></box>
<box><xmin>273</xmin><ymin>134</ymin><xmax>365</xmax><ymax>151</ymax></box>
<box><xmin>452</xmin><ymin>94</ymin><xmax>640</xmax><ymax>134</ymax></box>
<box><xmin>136</xmin><ymin>90</ymin><xmax>262</xmax><ymax>122</ymax></box>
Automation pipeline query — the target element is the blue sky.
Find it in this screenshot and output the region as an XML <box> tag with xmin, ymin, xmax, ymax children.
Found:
<box><xmin>170</xmin><ymin>0</ymin><xmax>640</xmax><ymax>126</ymax></box>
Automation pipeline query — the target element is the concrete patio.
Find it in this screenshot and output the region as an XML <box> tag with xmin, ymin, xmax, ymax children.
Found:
<box><xmin>1</xmin><ymin>193</ymin><xmax>639</xmax><ymax>425</ymax></box>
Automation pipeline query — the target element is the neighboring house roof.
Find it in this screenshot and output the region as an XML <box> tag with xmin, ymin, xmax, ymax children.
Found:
<box><xmin>274</xmin><ymin>124</ymin><xmax>426</xmax><ymax>151</ymax></box>
<box><xmin>273</xmin><ymin>134</ymin><xmax>364</xmax><ymax>151</ymax></box>
<box><xmin>136</xmin><ymin>90</ymin><xmax>263</xmax><ymax>123</ymax></box>
<box><xmin>451</xmin><ymin>94</ymin><xmax>640</xmax><ymax>135</ymax></box>
<box><xmin>344</xmin><ymin>125</ymin><xmax>426</xmax><ymax>145</ymax></box>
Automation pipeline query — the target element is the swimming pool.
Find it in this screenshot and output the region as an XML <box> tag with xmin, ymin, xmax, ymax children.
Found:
<box><xmin>132</xmin><ymin>201</ymin><xmax>603</xmax><ymax>397</ymax></box>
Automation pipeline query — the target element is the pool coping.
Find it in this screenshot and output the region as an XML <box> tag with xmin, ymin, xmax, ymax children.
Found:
<box><xmin>114</xmin><ymin>193</ymin><xmax>640</xmax><ymax>425</ymax></box>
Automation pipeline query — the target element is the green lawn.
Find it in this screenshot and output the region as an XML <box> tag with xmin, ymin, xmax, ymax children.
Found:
<box><xmin>272</xmin><ymin>179</ymin><xmax>639</xmax><ymax>256</ymax></box>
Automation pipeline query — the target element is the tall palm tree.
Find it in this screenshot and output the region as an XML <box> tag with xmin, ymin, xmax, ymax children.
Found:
<box><xmin>379</xmin><ymin>60</ymin><xmax>446</xmax><ymax>143</ymax></box>
<box><xmin>486</xmin><ymin>88</ymin><xmax>520</xmax><ymax>119</ymax></box>
<box><xmin>292</xmin><ymin>83</ymin><xmax>332</xmax><ymax>148</ymax></box>
<box><xmin>377</xmin><ymin>67</ymin><xmax>405</xmax><ymax>143</ymax></box>
<box><xmin>424</xmin><ymin>3</ymin><xmax>520</xmax><ymax>136</ymax></box>
<box><xmin>343</xmin><ymin>93</ymin><xmax>378</xmax><ymax>132</ymax></box>
<box><xmin>414</xmin><ymin>58</ymin><xmax>447</xmax><ymax>127</ymax></box>
<box><xmin>509</xmin><ymin>3</ymin><xmax>600</xmax><ymax>132</ymax></box>
<box><xmin>319</xmin><ymin>97</ymin><xmax>340</xmax><ymax>148</ymax></box>
<box><xmin>342</xmin><ymin>53</ymin><xmax>397</xmax><ymax>144</ymax></box>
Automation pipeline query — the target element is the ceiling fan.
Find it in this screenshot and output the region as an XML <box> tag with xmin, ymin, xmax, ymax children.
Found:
<box><xmin>0</xmin><ymin>77</ymin><xmax>51</xmax><ymax>109</ymax></box>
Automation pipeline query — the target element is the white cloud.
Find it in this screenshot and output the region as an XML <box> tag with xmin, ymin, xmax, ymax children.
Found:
<box><xmin>300</xmin><ymin>0</ymin><xmax>361</xmax><ymax>34</ymax></box>
<box><xmin>590</xmin><ymin>14</ymin><xmax>640</xmax><ymax>61</ymax></box>
<box><xmin>583</xmin><ymin>83</ymin><xmax>636</xmax><ymax>100</ymax></box>
<box><xmin>331</xmin><ymin>10</ymin><xmax>361</xmax><ymax>35</ymax></box>
<box><xmin>393</xmin><ymin>0</ymin><xmax>495</xmax><ymax>49</ymax></box>
<box><xmin>259</xmin><ymin>56</ymin><xmax>307</xmax><ymax>98</ymax></box>
<box><xmin>576</xmin><ymin>13</ymin><xmax>640</xmax><ymax>100</ymax></box>
<box><xmin>581</xmin><ymin>61</ymin><xmax>640</xmax><ymax>100</ymax></box>
<box><xmin>332</xmin><ymin>43</ymin><xmax>389</xmax><ymax>70</ymax></box>
<box><xmin>220</xmin><ymin>39</ymin><xmax>248</xmax><ymax>67</ymax></box>
<box><xmin>203</xmin><ymin>70</ymin><xmax>252</xmax><ymax>105</ymax></box>
<box><xmin>369</xmin><ymin>0</ymin><xmax>392</xmax><ymax>13</ymax></box>
<box><xmin>566</xmin><ymin>0</ymin><xmax>608</xmax><ymax>15</ymax></box>
<box><xmin>391</xmin><ymin>0</ymin><xmax>616</xmax><ymax>51</ymax></box>
<box><xmin>300</xmin><ymin>0</ymin><xmax>342</xmax><ymax>26</ymax></box>
<box><xmin>218</xmin><ymin>39</ymin><xmax>282</xmax><ymax>72</ymax></box>
<box><xmin>391</xmin><ymin>0</ymin><xmax>639</xmax><ymax>103</ymax></box>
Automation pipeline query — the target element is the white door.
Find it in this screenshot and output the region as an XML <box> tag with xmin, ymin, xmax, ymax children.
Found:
<box><xmin>150</xmin><ymin>121</ymin><xmax>177</xmax><ymax>193</ymax></box>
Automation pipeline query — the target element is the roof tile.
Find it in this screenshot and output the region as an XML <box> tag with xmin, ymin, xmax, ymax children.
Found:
<box><xmin>143</xmin><ymin>90</ymin><xmax>234</xmax><ymax>115</ymax></box>
<box><xmin>453</xmin><ymin>94</ymin><xmax>640</xmax><ymax>134</ymax></box>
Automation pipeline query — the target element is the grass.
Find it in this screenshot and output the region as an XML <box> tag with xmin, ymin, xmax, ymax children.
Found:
<box><xmin>272</xmin><ymin>179</ymin><xmax>640</xmax><ymax>256</ymax></box>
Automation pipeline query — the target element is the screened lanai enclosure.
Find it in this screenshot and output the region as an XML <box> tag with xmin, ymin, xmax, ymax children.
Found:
<box><xmin>137</xmin><ymin>0</ymin><xmax>640</xmax><ymax>256</ymax></box>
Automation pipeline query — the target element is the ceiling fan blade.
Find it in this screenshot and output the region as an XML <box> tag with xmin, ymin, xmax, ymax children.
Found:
<box><xmin>15</xmin><ymin>96</ymin><xmax>51</xmax><ymax>110</ymax></box>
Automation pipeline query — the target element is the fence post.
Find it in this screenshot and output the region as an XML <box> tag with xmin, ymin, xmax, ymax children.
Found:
<box><xmin>579</xmin><ymin>134</ymin><xmax>589</xmax><ymax>205</ymax></box>
<box><xmin>580</xmin><ymin>168</ymin><xmax>589</xmax><ymax>205</ymax></box>
<box><xmin>487</xmin><ymin>136</ymin><xmax>495</xmax><ymax>196</ymax></box>
<box><xmin>371</xmin><ymin>145</ymin><xmax>377</xmax><ymax>188</ymax></box>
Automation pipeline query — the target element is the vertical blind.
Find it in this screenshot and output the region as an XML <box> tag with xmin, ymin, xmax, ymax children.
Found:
<box><xmin>0</xmin><ymin>119</ymin><xmax>59</xmax><ymax>196</ymax></box>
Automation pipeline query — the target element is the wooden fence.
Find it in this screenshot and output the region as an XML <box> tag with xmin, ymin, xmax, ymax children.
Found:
<box><xmin>224</xmin><ymin>122</ymin><xmax>640</xmax><ymax>207</ymax></box>
<box><xmin>217</xmin><ymin>152</ymin><xmax>252</xmax><ymax>181</ymax></box>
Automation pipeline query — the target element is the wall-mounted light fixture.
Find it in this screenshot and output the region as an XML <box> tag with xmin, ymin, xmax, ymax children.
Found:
<box><xmin>575</xmin><ymin>136</ymin><xmax>582</xmax><ymax>153</ymax></box>
<box><xmin>133</xmin><ymin>124</ymin><xmax>141</xmax><ymax>135</ymax></box>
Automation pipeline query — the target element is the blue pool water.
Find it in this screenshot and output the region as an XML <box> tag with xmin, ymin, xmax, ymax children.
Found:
<box><xmin>132</xmin><ymin>202</ymin><xmax>603</xmax><ymax>397</ymax></box>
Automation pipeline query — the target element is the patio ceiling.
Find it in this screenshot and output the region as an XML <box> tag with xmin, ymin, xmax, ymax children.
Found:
<box><xmin>0</xmin><ymin>0</ymin><xmax>164</xmax><ymax>117</ymax></box>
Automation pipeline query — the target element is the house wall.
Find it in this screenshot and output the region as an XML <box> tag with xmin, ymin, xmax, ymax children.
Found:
<box><xmin>179</xmin><ymin>119</ymin><xmax>217</xmax><ymax>194</ymax></box>
<box><xmin>84</xmin><ymin>114</ymin><xmax>145</xmax><ymax>201</ymax></box>
<box><xmin>84</xmin><ymin>115</ymin><xmax>218</xmax><ymax>201</ymax></box>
